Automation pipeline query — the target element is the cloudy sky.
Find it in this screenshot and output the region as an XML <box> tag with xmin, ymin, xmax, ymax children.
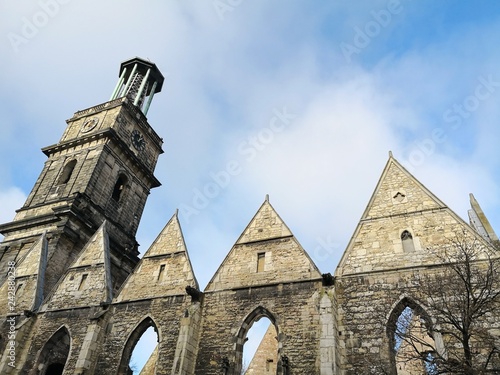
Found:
<box><xmin>1</xmin><ymin>0</ymin><xmax>500</xmax><ymax>370</ymax></box>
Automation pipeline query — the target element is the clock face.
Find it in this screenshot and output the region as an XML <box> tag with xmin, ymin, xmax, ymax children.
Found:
<box><xmin>81</xmin><ymin>117</ymin><xmax>99</xmax><ymax>133</ymax></box>
<box><xmin>131</xmin><ymin>129</ymin><xmax>146</xmax><ymax>151</ymax></box>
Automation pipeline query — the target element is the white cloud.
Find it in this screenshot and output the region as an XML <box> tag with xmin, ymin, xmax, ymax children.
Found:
<box><xmin>0</xmin><ymin>187</ymin><xmax>27</xmax><ymax>240</ymax></box>
<box><xmin>0</xmin><ymin>1</ymin><xmax>499</xmax><ymax>291</ymax></box>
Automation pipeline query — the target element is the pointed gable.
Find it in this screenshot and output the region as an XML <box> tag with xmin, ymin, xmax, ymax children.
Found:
<box><xmin>336</xmin><ymin>154</ymin><xmax>485</xmax><ymax>276</ymax></box>
<box><xmin>143</xmin><ymin>210</ymin><xmax>189</xmax><ymax>257</ymax></box>
<box><xmin>16</xmin><ymin>233</ymin><xmax>48</xmax><ymax>279</ymax></box>
<box><xmin>0</xmin><ymin>233</ymin><xmax>48</xmax><ymax>315</ymax></box>
<box><xmin>71</xmin><ymin>223</ymin><xmax>110</xmax><ymax>268</ymax></box>
<box><xmin>362</xmin><ymin>155</ymin><xmax>446</xmax><ymax>220</ymax></box>
<box><xmin>44</xmin><ymin>222</ymin><xmax>112</xmax><ymax>310</ymax></box>
<box><xmin>205</xmin><ymin>197</ymin><xmax>321</xmax><ymax>292</ymax></box>
<box><xmin>236</xmin><ymin>198</ymin><xmax>293</xmax><ymax>244</ymax></box>
<box><xmin>115</xmin><ymin>212</ymin><xmax>198</xmax><ymax>302</ymax></box>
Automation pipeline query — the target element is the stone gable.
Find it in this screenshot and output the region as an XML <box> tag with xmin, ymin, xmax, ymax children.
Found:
<box><xmin>205</xmin><ymin>198</ymin><xmax>322</xmax><ymax>292</ymax></box>
<box><xmin>1</xmin><ymin>58</ymin><xmax>498</xmax><ymax>374</ymax></box>
<box><xmin>116</xmin><ymin>212</ymin><xmax>198</xmax><ymax>302</ymax></box>
<box><xmin>336</xmin><ymin>156</ymin><xmax>490</xmax><ymax>276</ymax></box>
<box><xmin>362</xmin><ymin>156</ymin><xmax>445</xmax><ymax>220</ymax></box>
<box><xmin>236</xmin><ymin>198</ymin><xmax>293</xmax><ymax>244</ymax></box>
<box><xmin>42</xmin><ymin>222</ymin><xmax>112</xmax><ymax>310</ymax></box>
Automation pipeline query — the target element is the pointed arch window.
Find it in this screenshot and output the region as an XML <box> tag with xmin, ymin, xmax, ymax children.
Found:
<box><xmin>57</xmin><ymin>159</ymin><xmax>77</xmax><ymax>185</ymax></box>
<box><xmin>236</xmin><ymin>306</ymin><xmax>281</xmax><ymax>374</ymax></box>
<box><xmin>387</xmin><ymin>298</ymin><xmax>439</xmax><ymax>374</ymax></box>
<box><xmin>112</xmin><ymin>174</ymin><xmax>128</xmax><ymax>202</ymax></box>
<box><xmin>33</xmin><ymin>326</ymin><xmax>71</xmax><ymax>375</ymax></box>
<box><xmin>401</xmin><ymin>230</ymin><xmax>415</xmax><ymax>252</ymax></box>
<box><xmin>118</xmin><ymin>317</ymin><xmax>159</xmax><ymax>374</ymax></box>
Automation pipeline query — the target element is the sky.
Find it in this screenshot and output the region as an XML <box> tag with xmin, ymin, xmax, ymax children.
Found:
<box><xmin>1</xmin><ymin>0</ymin><xmax>500</xmax><ymax>372</ymax></box>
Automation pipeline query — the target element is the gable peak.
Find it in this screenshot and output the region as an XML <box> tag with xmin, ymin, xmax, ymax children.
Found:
<box><xmin>143</xmin><ymin>211</ymin><xmax>187</xmax><ymax>258</ymax></box>
<box><xmin>72</xmin><ymin>221</ymin><xmax>110</xmax><ymax>268</ymax></box>
<box><xmin>236</xmin><ymin>198</ymin><xmax>293</xmax><ymax>245</ymax></box>
<box><xmin>361</xmin><ymin>154</ymin><xmax>446</xmax><ymax>220</ymax></box>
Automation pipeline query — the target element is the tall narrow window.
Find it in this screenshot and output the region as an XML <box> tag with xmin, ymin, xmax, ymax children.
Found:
<box><xmin>57</xmin><ymin>159</ymin><xmax>77</xmax><ymax>185</ymax></box>
<box><xmin>78</xmin><ymin>274</ymin><xmax>88</xmax><ymax>291</ymax></box>
<box><xmin>158</xmin><ymin>264</ymin><xmax>165</xmax><ymax>281</ymax></box>
<box><xmin>118</xmin><ymin>318</ymin><xmax>159</xmax><ymax>374</ymax></box>
<box><xmin>16</xmin><ymin>283</ymin><xmax>24</xmax><ymax>294</ymax></box>
<box><xmin>257</xmin><ymin>252</ymin><xmax>265</xmax><ymax>272</ymax></box>
<box><xmin>238</xmin><ymin>307</ymin><xmax>279</xmax><ymax>375</ymax></box>
<box><xmin>401</xmin><ymin>230</ymin><xmax>415</xmax><ymax>252</ymax></box>
<box><xmin>112</xmin><ymin>174</ymin><xmax>128</xmax><ymax>202</ymax></box>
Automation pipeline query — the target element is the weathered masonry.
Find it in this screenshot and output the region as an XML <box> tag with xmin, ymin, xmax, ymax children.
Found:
<box><xmin>0</xmin><ymin>58</ymin><xmax>498</xmax><ymax>374</ymax></box>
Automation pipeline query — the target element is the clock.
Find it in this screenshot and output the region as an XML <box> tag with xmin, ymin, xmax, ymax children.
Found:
<box><xmin>131</xmin><ymin>129</ymin><xmax>146</xmax><ymax>151</ymax></box>
<box><xmin>81</xmin><ymin>117</ymin><xmax>99</xmax><ymax>133</ymax></box>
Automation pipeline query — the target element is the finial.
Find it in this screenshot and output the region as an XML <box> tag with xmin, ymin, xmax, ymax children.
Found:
<box><xmin>265</xmin><ymin>194</ymin><xmax>269</xmax><ymax>202</ymax></box>
<box><xmin>389</xmin><ymin>150</ymin><xmax>393</xmax><ymax>158</ymax></box>
<box><xmin>175</xmin><ymin>208</ymin><xmax>179</xmax><ymax>217</ymax></box>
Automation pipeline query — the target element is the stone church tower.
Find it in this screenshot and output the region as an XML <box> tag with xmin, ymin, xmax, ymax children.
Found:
<box><xmin>0</xmin><ymin>58</ymin><xmax>498</xmax><ymax>375</ymax></box>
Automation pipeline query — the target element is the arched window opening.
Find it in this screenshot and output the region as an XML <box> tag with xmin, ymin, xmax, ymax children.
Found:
<box><xmin>401</xmin><ymin>230</ymin><xmax>415</xmax><ymax>252</ymax></box>
<box><xmin>118</xmin><ymin>318</ymin><xmax>159</xmax><ymax>375</ymax></box>
<box><xmin>235</xmin><ymin>307</ymin><xmax>281</xmax><ymax>375</ymax></box>
<box><xmin>112</xmin><ymin>174</ymin><xmax>128</xmax><ymax>202</ymax></box>
<box><xmin>34</xmin><ymin>326</ymin><xmax>70</xmax><ymax>375</ymax></box>
<box><xmin>388</xmin><ymin>300</ymin><xmax>437</xmax><ymax>374</ymax></box>
<box><xmin>242</xmin><ymin>317</ymin><xmax>278</xmax><ymax>374</ymax></box>
<box><xmin>57</xmin><ymin>159</ymin><xmax>77</xmax><ymax>185</ymax></box>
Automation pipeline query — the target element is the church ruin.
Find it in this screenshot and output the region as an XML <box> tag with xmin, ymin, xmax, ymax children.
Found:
<box><xmin>0</xmin><ymin>58</ymin><xmax>498</xmax><ymax>374</ymax></box>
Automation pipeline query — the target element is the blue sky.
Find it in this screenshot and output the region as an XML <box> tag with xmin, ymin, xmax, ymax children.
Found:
<box><xmin>1</xmin><ymin>0</ymin><xmax>500</xmax><ymax>371</ymax></box>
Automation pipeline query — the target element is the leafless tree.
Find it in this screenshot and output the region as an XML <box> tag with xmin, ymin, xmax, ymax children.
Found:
<box><xmin>393</xmin><ymin>231</ymin><xmax>500</xmax><ymax>374</ymax></box>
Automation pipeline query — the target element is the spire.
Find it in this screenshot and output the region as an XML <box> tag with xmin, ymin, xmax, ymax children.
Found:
<box><xmin>468</xmin><ymin>193</ymin><xmax>499</xmax><ymax>245</ymax></box>
<box><xmin>109</xmin><ymin>57</ymin><xmax>165</xmax><ymax>115</ymax></box>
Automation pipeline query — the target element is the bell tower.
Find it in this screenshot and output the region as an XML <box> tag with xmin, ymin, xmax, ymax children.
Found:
<box><xmin>0</xmin><ymin>57</ymin><xmax>165</xmax><ymax>294</ymax></box>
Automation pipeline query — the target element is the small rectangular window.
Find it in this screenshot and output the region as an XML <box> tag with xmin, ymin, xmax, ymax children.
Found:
<box><xmin>78</xmin><ymin>274</ymin><xmax>88</xmax><ymax>291</ymax></box>
<box><xmin>158</xmin><ymin>264</ymin><xmax>166</xmax><ymax>281</ymax></box>
<box><xmin>266</xmin><ymin>359</ymin><xmax>273</xmax><ymax>371</ymax></box>
<box><xmin>257</xmin><ymin>252</ymin><xmax>265</xmax><ymax>272</ymax></box>
<box><xmin>16</xmin><ymin>283</ymin><xmax>23</xmax><ymax>294</ymax></box>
